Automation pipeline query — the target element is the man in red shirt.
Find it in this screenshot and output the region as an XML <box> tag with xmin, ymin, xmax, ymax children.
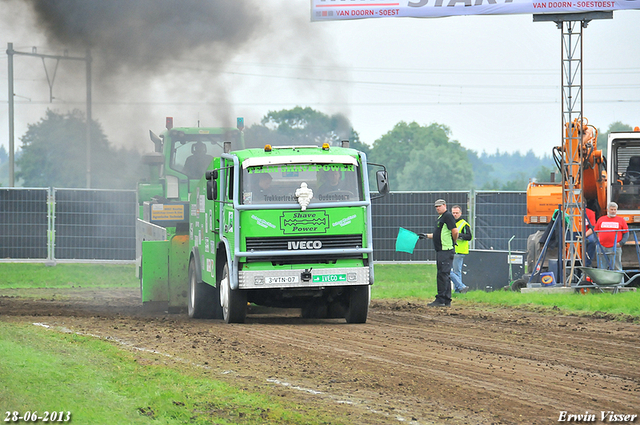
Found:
<box><xmin>594</xmin><ymin>202</ymin><xmax>629</xmax><ymax>272</ymax></box>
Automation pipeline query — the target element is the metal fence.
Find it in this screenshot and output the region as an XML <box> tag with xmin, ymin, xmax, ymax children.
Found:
<box><xmin>472</xmin><ymin>191</ymin><xmax>539</xmax><ymax>252</ymax></box>
<box><xmin>0</xmin><ymin>188</ymin><xmax>48</xmax><ymax>260</ymax></box>
<box><xmin>1</xmin><ymin>188</ymin><xmax>540</xmax><ymax>263</ymax></box>
<box><xmin>0</xmin><ymin>188</ymin><xmax>136</xmax><ymax>262</ymax></box>
<box><xmin>371</xmin><ymin>191</ymin><xmax>470</xmax><ymax>262</ymax></box>
<box><xmin>369</xmin><ymin>190</ymin><xmax>539</xmax><ymax>262</ymax></box>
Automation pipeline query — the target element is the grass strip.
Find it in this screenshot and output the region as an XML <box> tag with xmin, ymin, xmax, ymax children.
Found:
<box><xmin>371</xmin><ymin>263</ymin><xmax>640</xmax><ymax>318</ymax></box>
<box><xmin>0</xmin><ymin>263</ymin><xmax>138</xmax><ymax>288</ymax></box>
<box><xmin>0</xmin><ymin>322</ymin><xmax>343</xmax><ymax>425</ymax></box>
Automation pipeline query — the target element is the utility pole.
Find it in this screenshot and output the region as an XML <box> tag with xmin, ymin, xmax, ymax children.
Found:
<box><xmin>6</xmin><ymin>42</ymin><xmax>93</xmax><ymax>188</ymax></box>
<box><xmin>7</xmin><ymin>43</ymin><xmax>15</xmax><ymax>187</ymax></box>
<box><xmin>85</xmin><ymin>48</ymin><xmax>92</xmax><ymax>188</ymax></box>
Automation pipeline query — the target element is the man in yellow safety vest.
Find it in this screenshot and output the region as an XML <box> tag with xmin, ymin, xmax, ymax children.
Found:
<box><xmin>451</xmin><ymin>205</ymin><xmax>472</xmax><ymax>294</ymax></box>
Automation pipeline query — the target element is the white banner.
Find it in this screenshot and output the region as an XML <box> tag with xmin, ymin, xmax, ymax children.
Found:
<box><xmin>311</xmin><ymin>0</ymin><xmax>640</xmax><ymax>20</ymax></box>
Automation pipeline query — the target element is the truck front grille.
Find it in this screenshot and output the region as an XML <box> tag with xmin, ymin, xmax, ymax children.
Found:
<box><xmin>245</xmin><ymin>234</ymin><xmax>363</xmax><ymax>252</ymax></box>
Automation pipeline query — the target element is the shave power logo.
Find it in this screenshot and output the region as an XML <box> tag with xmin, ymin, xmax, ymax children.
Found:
<box><xmin>281</xmin><ymin>210</ymin><xmax>329</xmax><ymax>235</ymax></box>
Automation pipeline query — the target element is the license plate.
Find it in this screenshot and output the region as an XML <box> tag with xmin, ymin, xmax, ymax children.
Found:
<box><xmin>265</xmin><ymin>276</ymin><xmax>299</xmax><ymax>284</ymax></box>
<box><xmin>312</xmin><ymin>274</ymin><xmax>347</xmax><ymax>283</ymax></box>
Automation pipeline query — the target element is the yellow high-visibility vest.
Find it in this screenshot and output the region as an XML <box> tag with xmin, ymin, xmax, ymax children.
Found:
<box><xmin>455</xmin><ymin>219</ymin><xmax>471</xmax><ymax>255</ymax></box>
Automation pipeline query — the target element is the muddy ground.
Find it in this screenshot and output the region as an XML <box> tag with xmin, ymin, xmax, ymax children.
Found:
<box><xmin>1</xmin><ymin>288</ymin><xmax>639</xmax><ymax>424</ymax></box>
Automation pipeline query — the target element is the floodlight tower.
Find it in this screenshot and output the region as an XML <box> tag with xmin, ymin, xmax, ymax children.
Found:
<box><xmin>534</xmin><ymin>11</ymin><xmax>613</xmax><ymax>285</ymax></box>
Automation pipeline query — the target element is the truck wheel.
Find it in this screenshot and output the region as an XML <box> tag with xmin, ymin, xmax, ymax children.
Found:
<box><xmin>218</xmin><ymin>261</ymin><xmax>246</xmax><ymax>324</ymax></box>
<box><xmin>345</xmin><ymin>285</ymin><xmax>370</xmax><ymax>324</ymax></box>
<box><xmin>188</xmin><ymin>257</ymin><xmax>218</xmax><ymax>319</ymax></box>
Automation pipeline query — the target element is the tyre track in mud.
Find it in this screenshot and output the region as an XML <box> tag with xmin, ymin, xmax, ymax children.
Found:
<box><xmin>236</xmin><ymin>308</ymin><xmax>639</xmax><ymax>423</ymax></box>
<box><xmin>1</xmin><ymin>290</ymin><xmax>639</xmax><ymax>424</ymax></box>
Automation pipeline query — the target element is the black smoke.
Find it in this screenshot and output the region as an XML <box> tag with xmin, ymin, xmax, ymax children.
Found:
<box><xmin>27</xmin><ymin>0</ymin><xmax>266</xmax><ymax>76</ymax></box>
<box><xmin>16</xmin><ymin>0</ymin><xmax>348</xmax><ymax>155</ymax></box>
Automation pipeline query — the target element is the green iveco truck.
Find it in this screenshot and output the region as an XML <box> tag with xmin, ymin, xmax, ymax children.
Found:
<box><xmin>137</xmin><ymin>117</ymin><xmax>389</xmax><ymax>323</ymax></box>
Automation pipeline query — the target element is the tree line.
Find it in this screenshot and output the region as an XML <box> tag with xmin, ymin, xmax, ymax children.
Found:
<box><xmin>3</xmin><ymin>106</ymin><xmax>631</xmax><ymax>190</ymax></box>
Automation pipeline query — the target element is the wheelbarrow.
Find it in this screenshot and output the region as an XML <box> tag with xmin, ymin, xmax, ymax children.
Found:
<box><xmin>576</xmin><ymin>267</ymin><xmax>640</xmax><ymax>294</ymax></box>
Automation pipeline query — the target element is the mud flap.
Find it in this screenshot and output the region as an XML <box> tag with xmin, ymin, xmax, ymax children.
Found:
<box><xmin>141</xmin><ymin>240</ymin><xmax>169</xmax><ymax>309</ymax></box>
<box><xmin>141</xmin><ymin>235</ymin><xmax>189</xmax><ymax>313</ymax></box>
<box><xmin>168</xmin><ymin>234</ymin><xmax>189</xmax><ymax>312</ymax></box>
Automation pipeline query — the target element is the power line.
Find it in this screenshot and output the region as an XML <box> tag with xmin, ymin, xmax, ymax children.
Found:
<box><xmin>4</xmin><ymin>99</ymin><xmax>639</xmax><ymax>107</ymax></box>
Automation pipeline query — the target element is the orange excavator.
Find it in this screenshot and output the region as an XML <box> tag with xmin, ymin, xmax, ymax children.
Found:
<box><xmin>525</xmin><ymin>118</ymin><xmax>606</xmax><ymax>225</ymax></box>
<box><xmin>520</xmin><ymin>118</ymin><xmax>640</xmax><ymax>288</ymax></box>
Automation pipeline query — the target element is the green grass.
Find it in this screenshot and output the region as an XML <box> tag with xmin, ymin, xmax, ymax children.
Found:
<box><xmin>0</xmin><ymin>263</ymin><xmax>139</xmax><ymax>288</ymax></box>
<box><xmin>370</xmin><ymin>263</ymin><xmax>640</xmax><ymax>318</ymax></box>
<box><xmin>372</xmin><ymin>263</ymin><xmax>436</xmax><ymax>299</ymax></box>
<box><xmin>464</xmin><ymin>289</ymin><xmax>640</xmax><ymax>317</ymax></box>
<box><xmin>0</xmin><ymin>322</ymin><xmax>344</xmax><ymax>425</ymax></box>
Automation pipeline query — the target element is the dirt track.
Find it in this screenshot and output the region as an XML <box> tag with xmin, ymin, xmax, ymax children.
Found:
<box><xmin>1</xmin><ymin>288</ymin><xmax>639</xmax><ymax>424</ymax></box>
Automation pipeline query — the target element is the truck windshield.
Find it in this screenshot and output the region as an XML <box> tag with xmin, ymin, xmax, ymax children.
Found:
<box><xmin>241</xmin><ymin>163</ymin><xmax>362</xmax><ymax>205</ymax></box>
<box><xmin>169</xmin><ymin>132</ymin><xmax>239</xmax><ymax>180</ymax></box>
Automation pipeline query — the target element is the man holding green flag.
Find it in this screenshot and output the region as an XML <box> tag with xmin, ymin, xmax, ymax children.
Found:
<box><xmin>421</xmin><ymin>199</ymin><xmax>458</xmax><ymax>307</ymax></box>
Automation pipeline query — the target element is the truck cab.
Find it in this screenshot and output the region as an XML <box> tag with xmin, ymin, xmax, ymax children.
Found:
<box><xmin>608</xmin><ymin>131</ymin><xmax>640</xmax><ymax>221</ymax></box>
<box><xmin>189</xmin><ymin>142</ymin><xmax>389</xmax><ymax>323</ymax></box>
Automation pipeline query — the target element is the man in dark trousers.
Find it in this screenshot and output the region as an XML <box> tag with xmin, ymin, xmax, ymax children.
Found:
<box><xmin>422</xmin><ymin>199</ymin><xmax>458</xmax><ymax>307</ymax></box>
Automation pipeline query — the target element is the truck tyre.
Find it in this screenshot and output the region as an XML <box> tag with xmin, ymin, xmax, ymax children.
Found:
<box><xmin>345</xmin><ymin>285</ymin><xmax>370</xmax><ymax>324</ymax></box>
<box><xmin>188</xmin><ymin>257</ymin><xmax>218</xmax><ymax>319</ymax></box>
<box><xmin>219</xmin><ymin>261</ymin><xmax>246</xmax><ymax>323</ymax></box>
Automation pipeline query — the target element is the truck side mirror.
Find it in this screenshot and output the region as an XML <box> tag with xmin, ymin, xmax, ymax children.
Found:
<box><xmin>206</xmin><ymin>170</ymin><xmax>218</xmax><ymax>200</ymax></box>
<box><xmin>207</xmin><ymin>179</ymin><xmax>217</xmax><ymax>200</ymax></box>
<box><xmin>376</xmin><ymin>170</ymin><xmax>389</xmax><ymax>196</ymax></box>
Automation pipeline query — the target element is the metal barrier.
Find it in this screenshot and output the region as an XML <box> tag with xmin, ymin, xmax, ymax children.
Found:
<box><xmin>371</xmin><ymin>191</ymin><xmax>470</xmax><ymax>262</ymax></box>
<box><xmin>472</xmin><ymin>191</ymin><xmax>539</xmax><ymax>252</ymax></box>
<box><xmin>0</xmin><ymin>188</ymin><xmax>49</xmax><ymax>260</ymax></box>
<box><xmin>1</xmin><ymin>188</ymin><xmax>540</xmax><ymax>263</ymax></box>
<box><xmin>0</xmin><ymin>188</ymin><xmax>136</xmax><ymax>263</ymax></box>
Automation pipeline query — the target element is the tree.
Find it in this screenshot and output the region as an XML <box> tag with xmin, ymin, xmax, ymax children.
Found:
<box><xmin>473</xmin><ymin>149</ymin><xmax>554</xmax><ymax>190</ymax></box>
<box><xmin>0</xmin><ymin>145</ymin><xmax>7</xmax><ymax>164</ymax></box>
<box><xmin>597</xmin><ymin>121</ymin><xmax>633</xmax><ymax>159</ymax></box>
<box><xmin>369</xmin><ymin>121</ymin><xmax>473</xmax><ymax>190</ymax></box>
<box><xmin>16</xmin><ymin>109</ymin><xmax>143</xmax><ymax>189</ymax></box>
<box><xmin>535</xmin><ymin>165</ymin><xmax>556</xmax><ymax>183</ymax></box>
<box><xmin>245</xmin><ymin>106</ymin><xmax>360</xmax><ymax>148</ymax></box>
<box><xmin>467</xmin><ymin>150</ymin><xmax>494</xmax><ymax>189</ymax></box>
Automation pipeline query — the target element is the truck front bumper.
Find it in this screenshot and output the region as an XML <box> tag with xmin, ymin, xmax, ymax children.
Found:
<box><xmin>238</xmin><ymin>266</ymin><xmax>370</xmax><ymax>289</ymax></box>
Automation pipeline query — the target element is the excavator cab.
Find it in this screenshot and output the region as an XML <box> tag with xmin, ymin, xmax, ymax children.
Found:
<box><xmin>609</xmin><ymin>135</ymin><xmax>640</xmax><ymax>214</ymax></box>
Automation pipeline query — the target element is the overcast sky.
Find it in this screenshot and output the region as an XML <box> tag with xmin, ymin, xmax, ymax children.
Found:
<box><xmin>0</xmin><ymin>0</ymin><xmax>638</xmax><ymax>158</ymax></box>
